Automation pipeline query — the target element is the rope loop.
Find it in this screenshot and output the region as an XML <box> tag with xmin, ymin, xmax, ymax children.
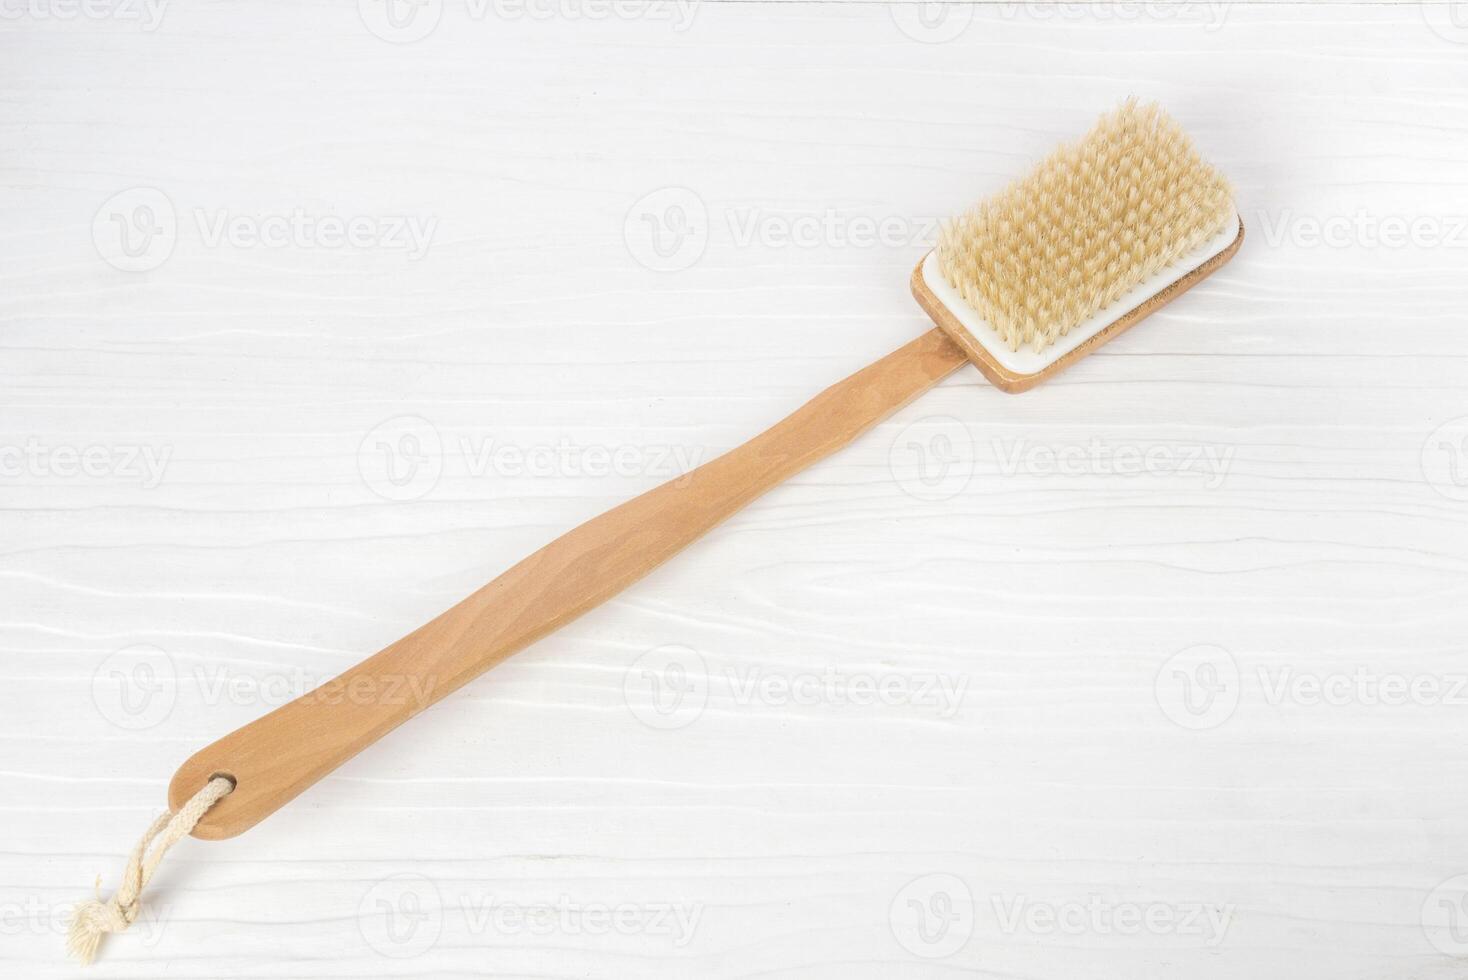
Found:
<box><xmin>67</xmin><ymin>775</ymin><xmax>233</xmax><ymax>965</ymax></box>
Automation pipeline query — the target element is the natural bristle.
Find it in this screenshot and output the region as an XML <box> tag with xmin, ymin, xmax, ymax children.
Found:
<box><xmin>936</xmin><ymin>100</ymin><xmax>1235</xmax><ymax>353</ymax></box>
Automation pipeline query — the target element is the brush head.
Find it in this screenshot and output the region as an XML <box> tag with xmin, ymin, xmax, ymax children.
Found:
<box><xmin>913</xmin><ymin>100</ymin><xmax>1242</xmax><ymax>393</ymax></box>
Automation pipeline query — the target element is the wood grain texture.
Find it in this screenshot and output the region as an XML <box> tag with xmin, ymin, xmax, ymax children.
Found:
<box><xmin>3</xmin><ymin>2</ymin><xmax>1468</xmax><ymax>978</ymax></box>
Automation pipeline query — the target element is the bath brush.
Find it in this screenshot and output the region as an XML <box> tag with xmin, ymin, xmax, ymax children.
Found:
<box><xmin>71</xmin><ymin>100</ymin><xmax>1243</xmax><ymax>962</ymax></box>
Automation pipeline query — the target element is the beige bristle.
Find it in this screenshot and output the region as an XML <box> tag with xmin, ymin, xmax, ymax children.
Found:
<box><xmin>936</xmin><ymin>100</ymin><xmax>1234</xmax><ymax>353</ymax></box>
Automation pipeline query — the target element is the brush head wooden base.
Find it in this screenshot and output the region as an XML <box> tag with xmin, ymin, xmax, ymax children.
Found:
<box><xmin>912</xmin><ymin>217</ymin><xmax>1245</xmax><ymax>393</ymax></box>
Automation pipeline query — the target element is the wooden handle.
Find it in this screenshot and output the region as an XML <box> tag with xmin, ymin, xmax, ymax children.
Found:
<box><xmin>171</xmin><ymin>327</ymin><xmax>969</xmax><ymax>838</ymax></box>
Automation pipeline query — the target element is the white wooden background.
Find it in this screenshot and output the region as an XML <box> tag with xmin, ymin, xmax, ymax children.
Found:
<box><xmin>5</xmin><ymin>2</ymin><xmax>1468</xmax><ymax>977</ymax></box>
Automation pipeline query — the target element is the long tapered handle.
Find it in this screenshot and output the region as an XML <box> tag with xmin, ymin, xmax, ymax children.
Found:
<box><xmin>170</xmin><ymin>327</ymin><xmax>969</xmax><ymax>838</ymax></box>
